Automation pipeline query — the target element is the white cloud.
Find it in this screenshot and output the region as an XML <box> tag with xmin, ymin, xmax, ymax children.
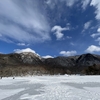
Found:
<box><xmin>97</xmin><ymin>28</ymin><xmax>100</xmax><ymax>32</ymax></box>
<box><xmin>90</xmin><ymin>0</ymin><xmax>100</xmax><ymax>20</ymax></box>
<box><xmin>82</xmin><ymin>0</ymin><xmax>90</xmax><ymax>10</ymax></box>
<box><xmin>45</xmin><ymin>0</ymin><xmax>57</xmax><ymax>9</ymax></box>
<box><xmin>66</xmin><ymin>23</ymin><xmax>71</xmax><ymax>26</ymax></box>
<box><xmin>91</xmin><ymin>27</ymin><xmax>100</xmax><ymax>45</ymax></box>
<box><xmin>91</xmin><ymin>28</ymin><xmax>100</xmax><ymax>38</ymax></box>
<box><xmin>90</xmin><ymin>0</ymin><xmax>100</xmax><ymax>45</ymax></box>
<box><xmin>85</xmin><ymin>45</ymin><xmax>100</xmax><ymax>53</ymax></box>
<box><xmin>0</xmin><ymin>0</ymin><xmax>50</xmax><ymax>43</ymax></box>
<box><xmin>91</xmin><ymin>33</ymin><xmax>100</xmax><ymax>38</ymax></box>
<box><xmin>60</xmin><ymin>50</ymin><xmax>77</xmax><ymax>56</ymax></box>
<box><xmin>17</xmin><ymin>43</ymin><xmax>30</xmax><ymax>46</ymax></box>
<box><xmin>84</xmin><ymin>21</ymin><xmax>91</xmax><ymax>30</ymax></box>
<box><xmin>51</xmin><ymin>25</ymin><xmax>69</xmax><ymax>40</ymax></box>
<box><xmin>45</xmin><ymin>0</ymin><xmax>77</xmax><ymax>8</ymax></box>
<box><xmin>65</xmin><ymin>0</ymin><xmax>78</xmax><ymax>7</ymax></box>
<box><xmin>0</xmin><ymin>36</ymin><xmax>13</xmax><ymax>43</ymax></box>
<box><xmin>17</xmin><ymin>43</ymin><xmax>26</xmax><ymax>46</ymax></box>
<box><xmin>95</xmin><ymin>37</ymin><xmax>100</xmax><ymax>45</ymax></box>
<box><xmin>66</xmin><ymin>36</ymin><xmax>72</xmax><ymax>39</ymax></box>
<box><xmin>96</xmin><ymin>37</ymin><xmax>100</xmax><ymax>42</ymax></box>
<box><xmin>14</xmin><ymin>48</ymin><xmax>36</xmax><ymax>54</ymax></box>
<box><xmin>70</xmin><ymin>42</ymin><xmax>75</xmax><ymax>46</ymax></box>
<box><xmin>42</xmin><ymin>55</ymin><xmax>53</xmax><ymax>58</ymax></box>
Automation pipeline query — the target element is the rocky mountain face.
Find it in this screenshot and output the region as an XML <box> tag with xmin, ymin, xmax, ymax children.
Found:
<box><xmin>0</xmin><ymin>52</ymin><xmax>100</xmax><ymax>76</ymax></box>
<box><xmin>44</xmin><ymin>56</ymin><xmax>76</xmax><ymax>67</ymax></box>
<box><xmin>19</xmin><ymin>52</ymin><xmax>42</xmax><ymax>65</ymax></box>
<box><xmin>0</xmin><ymin>52</ymin><xmax>42</xmax><ymax>66</ymax></box>
<box><xmin>76</xmin><ymin>53</ymin><xmax>100</xmax><ymax>66</ymax></box>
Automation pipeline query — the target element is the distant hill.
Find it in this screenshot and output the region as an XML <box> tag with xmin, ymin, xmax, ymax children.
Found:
<box><xmin>0</xmin><ymin>52</ymin><xmax>100</xmax><ymax>76</ymax></box>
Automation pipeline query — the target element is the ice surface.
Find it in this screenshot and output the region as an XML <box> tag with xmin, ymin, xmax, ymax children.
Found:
<box><xmin>0</xmin><ymin>75</ymin><xmax>100</xmax><ymax>100</ymax></box>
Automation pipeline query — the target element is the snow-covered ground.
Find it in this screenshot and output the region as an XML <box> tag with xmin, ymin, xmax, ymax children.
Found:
<box><xmin>0</xmin><ymin>75</ymin><xmax>100</xmax><ymax>100</ymax></box>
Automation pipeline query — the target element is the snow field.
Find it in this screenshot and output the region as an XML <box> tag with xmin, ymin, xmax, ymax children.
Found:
<box><xmin>0</xmin><ymin>75</ymin><xmax>100</xmax><ymax>100</ymax></box>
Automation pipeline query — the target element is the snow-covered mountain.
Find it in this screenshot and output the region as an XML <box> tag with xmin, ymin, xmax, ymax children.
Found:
<box><xmin>20</xmin><ymin>52</ymin><xmax>42</xmax><ymax>64</ymax></box>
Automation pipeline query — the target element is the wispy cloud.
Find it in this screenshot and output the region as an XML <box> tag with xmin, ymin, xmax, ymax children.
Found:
<box><xmin>91</xmin><ymin>27</ymin><xmax>100</xmax><ymax>45</ymax></box>
<box><xmin>60</xmin><ymin>50</ymin><xmax>77</xmax><ymax>56</ymax></box>
<box><xmin>51</xmin><ymin>25</ymin><xmax>69</xmax><ymax>40</ymax></box>
<box><xmin>17</xmin><ymin>43</ymin><xmax>30</xmax><ymax>46</ymax></box>
<box><xmin>91</xmin><ymin>28</ymin><xmax>100</xmax><ymax>38</ymax></box>
<box><xmin>70</xmin><ymin>42</ymin><xmax>75</xmax><ymax>46</ymax></box>
<box><xmin>0</xmin><ymin>0</ymin><xmax>50</xmax><ymax>43</ymax></box>
<box><xmin>97</xmin><ymin>28</ymin><xmax>100</xmax><ymax>32</ymax></box>
<box><xmin>82</xmin><ymin>0</ymin><xmax>90</xmax><ymax>10</ymax></box>
<box><xmin>95</xmin><ymin>37</ymin><xmax>100</xmax><ymax>45</ymax></box>
<box><xmin>85</xmin><ymin>45</ymin><xmax>100</xmax><ymax>53</ymax></box>
<box><xmin>91</xmin><ymin>33</ymin><xmax>100</xmax><ymax>38</ymax></box>
<box><xmin>82</xmin><ymin>21</ymin><xmax>92</xmax><ymax>33</ymax></box>
<box><xmin>65</xmin><ymin>0</ymin><xmax>78</xmax><ymax>7</ymax></box>
<box><xmin>90</xmin><ymin>1</ymin><xmax>100</xmax><ymax>50</ymax></box>
<box><xmin>45</xmin><ymin>0</ymin><xmax>78</xmax><ymax>8</ymax></box>
<box><xmin>66</xmin><ymin>36</ymin><xmax>72</xmax><ymax>39</ymax></box>
<box><xmin>46</xmin><ymin>0</ymin><xmax>91</xmax><ymax>9</ymax></box>
<box><xmin>90</xmin><ymin>0</ymin><xmax>100</xmax><ymax>20</ymax></box>
<box><xmin>84</xmin><ymin>21</ymin><xmax>91</xmax><ymax>30</ymax></box>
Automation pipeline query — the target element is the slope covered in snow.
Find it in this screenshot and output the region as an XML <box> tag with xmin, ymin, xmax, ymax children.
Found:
<box><xmin>0</xmin><ymin>75</ymin><xmax>100</xmax><ymax>100</ymax></box>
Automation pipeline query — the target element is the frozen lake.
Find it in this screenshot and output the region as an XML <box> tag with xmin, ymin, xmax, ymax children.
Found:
<box><xmin>0</xmin><ymin>75</ymin><xmax>100</xmax><ymax>100</ymax></box>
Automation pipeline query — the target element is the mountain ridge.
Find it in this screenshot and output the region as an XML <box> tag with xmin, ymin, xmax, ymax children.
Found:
<box><xmin>0</xmin><ymin>52</ymin><xmax>100</xmax><ymax>76</ymax></box>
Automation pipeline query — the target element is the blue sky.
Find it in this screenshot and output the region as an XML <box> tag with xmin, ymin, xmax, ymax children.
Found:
<box><xmin>1</xmin><ymin>0</ymin><xmax>100</xmax><ymax>58</ymax></box>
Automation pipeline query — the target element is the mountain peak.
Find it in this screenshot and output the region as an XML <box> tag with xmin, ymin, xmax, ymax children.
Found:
<box><xmin>76</xmin><ymin>53</ymin><xmax>100</xmax><ymax>66</ymax></box>
<box><xmin>19</xmin><ymin>52</ymin><xmax>41</xmax><ymax>60</ymax></box>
